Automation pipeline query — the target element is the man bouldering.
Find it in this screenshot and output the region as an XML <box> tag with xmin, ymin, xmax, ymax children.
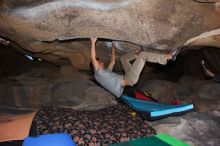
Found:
<box><xmin>90</xmin><ymin>38</ymin><xmax>181</xmax><ymax>97</ymax></box>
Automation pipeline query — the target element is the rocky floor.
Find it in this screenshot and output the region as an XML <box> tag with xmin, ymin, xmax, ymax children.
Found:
<box><xmin>0</xmin><ymin>70</ymin><xmax>220</xmax><ymax>146</ymax></box>
<box><xmin>150</xmin><ymin>111</ymin><xmax>220</xmax><ymax>146</ymax></box>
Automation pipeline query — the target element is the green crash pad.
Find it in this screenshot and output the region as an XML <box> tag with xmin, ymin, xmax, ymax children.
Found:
<box><xmin>109</xmin><ymin>134</ymin><xmax>189</xmax><ymax>146</ymax></box>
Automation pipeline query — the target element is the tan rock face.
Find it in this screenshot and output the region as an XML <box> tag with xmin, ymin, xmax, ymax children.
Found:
<box><xmin>0</xmin><ymin>0</ymin><xmax>220</xmax><ymax>70</ymax></box>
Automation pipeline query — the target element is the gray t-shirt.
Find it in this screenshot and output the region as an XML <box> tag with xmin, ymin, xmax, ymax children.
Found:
<box><xmin>94</xmin><ymin>69</ymin><xmax>124</xmax><ymax>98</ymax></box>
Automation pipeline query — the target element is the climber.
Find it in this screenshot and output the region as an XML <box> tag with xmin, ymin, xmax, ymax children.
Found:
<box><xmin>90</xmin><ymin>38</ymin><xmax>181</xmax><ymax>97</ymax></box>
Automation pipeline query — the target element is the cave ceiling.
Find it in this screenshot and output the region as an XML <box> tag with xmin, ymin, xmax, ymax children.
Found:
<box><xmin>0</xmin><ymin>0</ymin><xmax>220</xmax><ymax>70</ymax></box>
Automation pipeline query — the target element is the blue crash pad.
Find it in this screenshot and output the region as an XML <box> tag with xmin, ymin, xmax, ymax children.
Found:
<box><xmin>23</xmin><ymin>133</ymin><xmax>76</xmax><ymax>146</ymax></box>
<box><xmin>121</xmin><ymin>95</ymin><xmax>193</xmax><ymax>120</ymax></box>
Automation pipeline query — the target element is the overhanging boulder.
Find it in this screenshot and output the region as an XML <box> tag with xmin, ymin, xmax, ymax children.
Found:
<box><xmin>0</xmin><ymin>0</ymin><xmax>220</xmax><ymax>69</ymax></box>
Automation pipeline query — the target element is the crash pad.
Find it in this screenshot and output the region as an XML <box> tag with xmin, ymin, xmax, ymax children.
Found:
<box><xmin>110</xmin><ymin>133</ymin><xmax>189</xmax><ymax>146</ymax></box>
<box><xmin>23</xmin><ymin>134</ymin><xmax>76</xmax><ymax>146</ymax></box>
<box><xmin>121</xmin><ymin>95</ymin><xmax>194</xmax><ymax>120</ymax></box>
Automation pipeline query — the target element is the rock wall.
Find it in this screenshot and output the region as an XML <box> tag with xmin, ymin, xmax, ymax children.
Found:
<box><xmin>0</xmin><ymin>0</ymin><xmax>220</xmax><ymax>70</ymax></box>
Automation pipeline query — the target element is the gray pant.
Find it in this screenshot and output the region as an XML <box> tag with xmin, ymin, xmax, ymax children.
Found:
<box><xmin>120</xmin><ymin>50</ymin><xmax>168</xmax><ymax>86</ymax></box>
